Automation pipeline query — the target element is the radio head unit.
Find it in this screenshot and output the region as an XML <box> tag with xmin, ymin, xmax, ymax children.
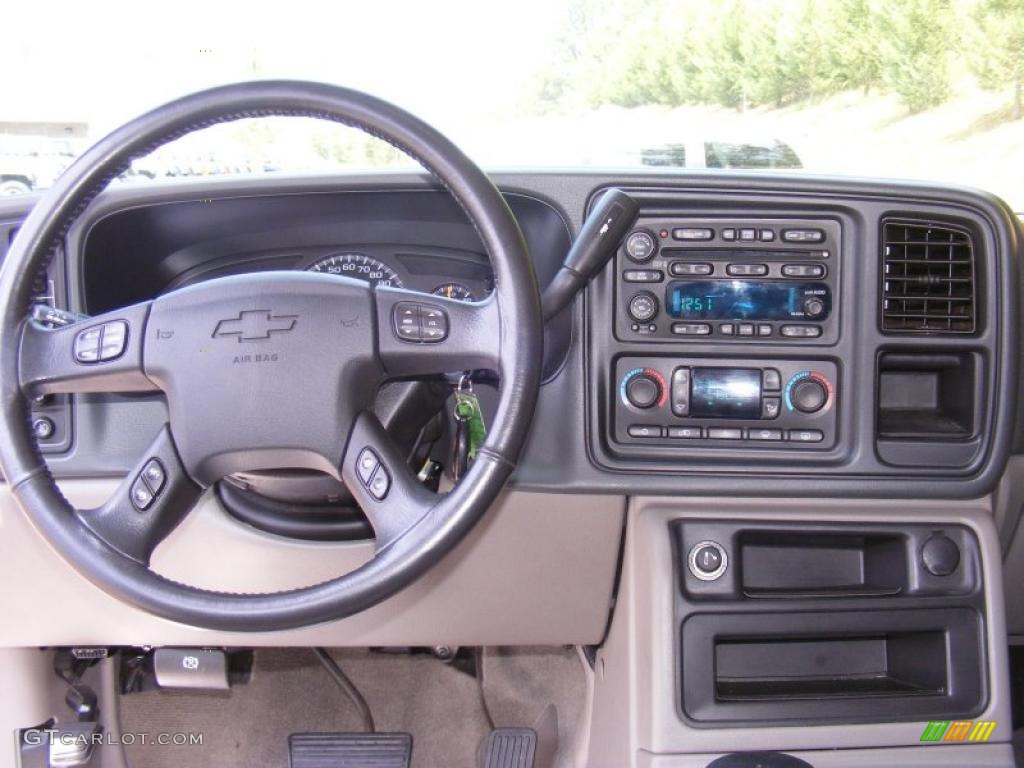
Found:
<box><xmin>615</xmin><ymin>218</ymin><xmax>840</xmax><ymax>344</ymax></box>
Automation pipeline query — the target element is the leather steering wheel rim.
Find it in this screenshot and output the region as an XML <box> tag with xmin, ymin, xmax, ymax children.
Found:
<box><xmin>0</xmin><ymin>81</ymin><xmax>543</xmax><ymax>631</ymax></box>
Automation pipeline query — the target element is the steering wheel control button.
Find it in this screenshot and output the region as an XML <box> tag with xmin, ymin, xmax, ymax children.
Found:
<box><xmin>130</xmin><ymin>478</ymin><xmax>155</xmax><ymax>511</ymax></box>
<box><xmin>420</xmin><ymin>306</ymin><xmax>449</xmax><ymax>342</ymax></box>
<box><xmin>73</xmin><ymin>321</ymin><xmax>128</xmax><ymax>363</ymax></box>
<box><xmin>32</xmin><ymin>417</ymin><xmax>55</xmax><ymax>441</ymax></box>
<box><xmin>922</xmin><ymin>534</ymin><xmax>961</xmax><ymax>577</ymax></box>
<box><xmin>393</xmin><ymin>302</ymin><xmax>448</xmax><ymax>343</ymax></box>
<box><xmin>141</xmin><ymin>459</ymin><xmax>166</xmax><ymax>495</ymax></box>
<box><xmin>624</xmin><ymin>230</ymin><xmax>657</xmax><ymax>262</ymax></box>
<box><xmin>367</xmin><ymin>464</ymin><xmax>391</xmax><ymax>500</ymax></box>
<box><xmin>73</xmin><ymin>326</ymin><xmax>102</xmax><ymax>362</ymax></box>
<box><xmin>688</xmin><ymin>541</ymin><xmax>728</xmax><ymax>581</ymax></box>
<box><xmin>393</xmin><ymin>303</ymin><xmax>421</xmax><ymax>342</ymax></box>
<box><xmin>356</xmin><ymin>449</ymin><xmax>380</xmax><ymax>485</ymax></box>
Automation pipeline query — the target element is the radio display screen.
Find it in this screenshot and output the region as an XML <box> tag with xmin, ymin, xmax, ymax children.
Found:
<box><xmin>666</xmin><ymin>280</ymin><xmax>828</xmax><ymax>320</ymax></box>
<box><xmin>690</xmin><ymin>368</ymin><xmax>762</xmax><ymax>419</ymax></box>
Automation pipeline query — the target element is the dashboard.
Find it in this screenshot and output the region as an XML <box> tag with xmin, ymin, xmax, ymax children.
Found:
<box><xmin>0</xmin><ymin>171</ymin><xmax>1020</xmax><ymax>500</ymax></box>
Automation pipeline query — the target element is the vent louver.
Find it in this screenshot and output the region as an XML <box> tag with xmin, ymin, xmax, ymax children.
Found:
<box><xmin>881</xmin><ymin>219</ymin><xmax>976</xmax><ymax>333</ymax></box>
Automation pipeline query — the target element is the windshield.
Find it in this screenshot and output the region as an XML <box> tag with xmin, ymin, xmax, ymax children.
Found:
<box><xmin>2</xmin><ymin>0</ymin><xmax>1022</xmax><ymax>210</ymax></box>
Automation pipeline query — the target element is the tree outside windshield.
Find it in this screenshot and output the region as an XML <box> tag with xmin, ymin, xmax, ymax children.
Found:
<box><xmin>0</xmin><ymin>0</ymin><xmax>1021</xmax><ymax>210</ymax></box>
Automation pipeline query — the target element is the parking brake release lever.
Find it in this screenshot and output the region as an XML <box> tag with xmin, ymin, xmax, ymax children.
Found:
<box><xmin>540</xmin><ymin>188</ymin><xmax>639</xmax><ymax>322</ymax></box>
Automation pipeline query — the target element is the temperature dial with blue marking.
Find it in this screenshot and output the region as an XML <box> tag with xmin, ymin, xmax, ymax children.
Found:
<box><xmin>785</xmin><ymin>371</ymin><xmax>833</xmax><ymax>414</ymax></box>
<box><xmin>620</xmin><ymin>367</ymin><xmax>667</xmax><ymax>409</ymax></box>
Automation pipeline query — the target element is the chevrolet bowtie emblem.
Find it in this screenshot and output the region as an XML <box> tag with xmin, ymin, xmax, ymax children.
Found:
<box><xmin>212</xmin><ymin>310</ymin><xmax>298</xmax><ymax>342</ymax></box>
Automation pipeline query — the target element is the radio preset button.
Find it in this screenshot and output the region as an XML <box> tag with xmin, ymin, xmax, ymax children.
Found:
<box><xmin>719</xmin><ymin>323</ymin><xmax>735</xmax><ymax>335</ymax></box>
<box><xmin>757</xmin><ymin>324</ymin><xmax>773</xmax><ymax>336</ymax></box>
<box><xmin>782</xmin><ymin>263</ymin><xmax>826</xmax><ymax>278</ymax></box>
<box><xmin>739</xmin><ymin>228</ymin><xmax>756</xmax><ymax>241</ymax></box>
<box><xmin>672</xmin><ymin>227</ymin><xmax>714</xmax><ymax>241</ymax></box>
<box><xmin>669</xmin><ymin>262</ymin><xmax>713</xmax><ymax>276</ymax></box>
<box><xmin>707</xmin><ymin>427</ymin><xmax>743</xmax><ymax>440</ymax></box>
<box><xmin>762</xmin><ymin>397</ymin><xmax>781</xmax><ymax>419</ymax></box>
<box><xmin>671</xmin><ymin>322</ymin><xmax>711</xmax><ymax>336</ymax></box>
<box><xmin>668</xmin><ymin>426</ymin><xmax>702</xmax><ymax>439</ymax></box>
<box><xmin>789</xmin><ymin>429</ymin><xmax>825</xmax><ymax>443</ymax></box>
<box><xmin>623</xmin><ymin>269</ymin><xmax>664</xmax><ymax>282</ymax></box>
<box><xmin>782</xmin><ymin>228</ymin><xmax>825</xmax><ymax>243</ymax></box>
<box><xmin>721</xmin><ymin>228</ymin><xmax>737</xmax><ymax>241</ymax></box>
<box><xmin>627</xmin><ymin>292</ymin><xmax>659</xmax><ymax>323</ymax></box>
<box><xmin>737</xmin><ymin>323</ymin><xmax>755</xmax><ymax>337</ymax></box>
<box><xmin>748</xmin><ymin>428</ymin><xmax>783</xmax><ymax>441</ymax></box>
<box><xmin>781</xmin><ymin>324</ymin><xmax>823</xmax><ymax>338</ymax></box>
<box><xmin>759</xmin><ymin>229</ymin><xmax>776</xmax><ymax>242</ymax></box>
<box><xmin>671</xmin><ymin>367</ymin><xmax>691</xmax><ymax>417</ymax></box>
<box><xmin>624</xmin><ymin>230</ymin><xmax>657</xmax><ymax>262</ymax></box>
<box><xmin>762</xmin><ymin>369</ymin><xmax>782</xmax><ymax>391</ymax></box>
<box><xmin>726</xmin><ymin>263</ymin><xmax>768</xmax><ymax>277</ymax></box>
<box><xmin>628</xmin><ymin>424</ymin><xmax>663</xmax><ymax>438</ymax></box>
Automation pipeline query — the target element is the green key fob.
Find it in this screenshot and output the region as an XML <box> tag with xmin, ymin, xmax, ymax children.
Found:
<box><xmin>453</xmin><ymin>389</ymin><xmax>487</xmax><ymax>462</ymax></box>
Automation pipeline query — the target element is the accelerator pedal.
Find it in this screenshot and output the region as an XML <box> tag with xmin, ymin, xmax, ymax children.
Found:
<box><xmin>482</xmin><ymin>728</ymin><xmax>537</xmax><ymax>768</ymax></box>
<box><xmin>289</xmin><ymin>733</ymin><xmax>412</xmax><ymax>768</ymax></box>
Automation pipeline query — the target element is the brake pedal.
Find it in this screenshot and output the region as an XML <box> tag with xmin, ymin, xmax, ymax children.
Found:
<box><xmin>482</xmin><ymin>728</ymin><xmax>536</xmax><ymax>768</ymax></box>
<box><xmin>288</xmin><ymin>733</ymin><xmax>412</xmax><ymax>768</ymax></box>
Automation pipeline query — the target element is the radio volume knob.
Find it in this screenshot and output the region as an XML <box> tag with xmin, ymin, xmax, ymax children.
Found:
<box><xmin>624</xmin><ymin>230</ymin><xmax>657</xmax><ymax>262</ymax></box>
<box><xmin>626</xmin><ymin>375</ymin><xmax>662</xmax><ymax>409</ymax></box>
<box><xmin>628</xmin><ymin>292</ymin><xmax>659</xmax><ymax>323</ymax></box>
<box><xmin>802</xmin><ymin>296</ymin><xmax>826</xmax><ymax>319</ymax></box>
<box><xmin>791</xmin><ymin>379</ymin><xmax>828</xmax><ymax>414</ymax></box>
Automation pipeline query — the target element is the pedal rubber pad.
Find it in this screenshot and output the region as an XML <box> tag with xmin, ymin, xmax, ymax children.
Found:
<box><xmin>482</xmin><ymin>728</ymin><xmax>537</xmax><ymax>768</ymax></box>
<box><xmin>289</xmin><ymin>733</ymin><xmax>412</xmax><ymax>768</ymax></box>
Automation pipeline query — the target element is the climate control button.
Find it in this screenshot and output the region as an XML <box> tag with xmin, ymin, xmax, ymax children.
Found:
<box><xmin>626</xmin><ymin>376</ymin><xmax>661</xmax><ymax>409</ymax></box>
<box><xmin>784</xmin><ymin>371</ymin><xmax>833</xmax><ymax>415</ymax></box>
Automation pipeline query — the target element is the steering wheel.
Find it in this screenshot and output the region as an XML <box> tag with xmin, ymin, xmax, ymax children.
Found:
<box><xmin>0</xmin><ymin>81</ymin><xmax>543</xmax><ymax>631</ymax></box>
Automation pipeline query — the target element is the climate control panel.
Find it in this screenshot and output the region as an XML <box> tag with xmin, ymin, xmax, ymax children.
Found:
<box><xmin>613</xmin><ymin>357</ymin><xmax>838</xmax><ymax>449</ymax></box>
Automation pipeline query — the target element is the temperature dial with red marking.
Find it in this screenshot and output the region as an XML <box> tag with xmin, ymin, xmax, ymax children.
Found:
<box><xmin>620</xmin><ymin>367</ymin><xmax>668</xmax><ymax>410</ymax></box>
<box><xmin>784</xmin><ymin>371</ymin><xmax>833</xmax><ymax>414</ymax></box>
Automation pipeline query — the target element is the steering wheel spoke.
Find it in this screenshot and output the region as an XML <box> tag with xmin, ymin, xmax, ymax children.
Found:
<box><xmin>76</xmin><ymin>425</ymin><xmax>202</xmax><ymax>566</ymax></box>
<box><xmin>375</xmin><ymin>287</ymin><xmax>501</xmax><ymax>378</ymax></box>
<box><xmin>341</xmin><ymin>411</ymin><xmax>438</xmax><ymax>550</ymax></box>
<box><xmin>19</xmin><ymin>301</ymin><xmax>158</xmax><ymax>397</ymax></box>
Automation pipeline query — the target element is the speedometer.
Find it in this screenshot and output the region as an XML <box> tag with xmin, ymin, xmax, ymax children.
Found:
<box><xmin>306</xmin><ymin>253</ymin><xmax>404</xmax><ymax>288</ymax></box>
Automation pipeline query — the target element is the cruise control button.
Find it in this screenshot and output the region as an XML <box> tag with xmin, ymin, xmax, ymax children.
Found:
<box><xmin>762</xmin><ymin>369</ymin><xmax>782</xmax><ymax>391</ymax></box>
<box><xmin>628</xmin><ymin>425</ymin><xmax>663</xmax><ymax>438</ymax></box>
<box><xmin>356</xmin><ymin>448</ymin><xmax>379</xmax><ymax>485</ymax></box>
<box><xmin>762</xmin><ymin>397</ymin><xmax>781</xmax><ymax>419</ymax></box>
<box><xmin>367</xmin><ymin>464</ymin><xmax>391</xmax><ymax>500</ymax></box>
<box><xmin>672</xmin><ymin>227</ymin><xmax>714</xmax><ymax>241</ymax></box>
<box><xmin>671</xmin><ymin>322</ymin><xmax>711</xmax><ymax>336</ymax></box>
<box><xmin>130</xmin><ymin>478</ymin><xmax>155</xmax><ymax>511</ymax></box>
<box><xmin>748</xmin><ymin>428</ymin><xmax>783</xmax><ymax>441</ymax></box>
<box><xmin>780</xmin><ymin>324</ymin><xmax>822</xmax><ymax>338</ymax></box>
<box><xmin>668</xmin><ymin>426</ymin><xmax>702</xmax><ymax>439</ymax></box>
<box><xmin>789</xmin><ymin>429</ymin><xmax>825</xmax><ymax>443</ymax></box>
<box><xmin>707</xmin><ymin>428</ymin><xmax>743</xmax><ymax>440</ymax></box>
<box><xmin>141</xmin><ymin>459</ymin><xmax>166</xmax><ymax>494</ymax></box>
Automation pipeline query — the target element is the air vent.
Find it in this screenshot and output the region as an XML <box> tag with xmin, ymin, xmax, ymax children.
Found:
<box><xmin>881</xmin><ymin>220</ymin><xmax>976</xmax><ymax>333</ymax></box>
